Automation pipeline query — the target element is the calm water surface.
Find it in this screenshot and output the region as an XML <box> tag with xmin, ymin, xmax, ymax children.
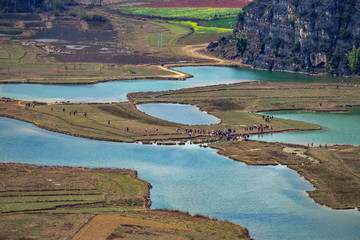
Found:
<box><xmin>137</xmin><ymin>103</ymin><xmax>220</xmax><ymax>125</ymax></box>
<box><xmin>1</xmin><ymin>67</ymin><xmax>360</xmax><ymax>239</ymax></box>
<box><xmin>0</xmin><ymin>66</ymin><xmax>349</xmax><ymax>103</ymax></box>
<box><xmin>253</xmin><ymin>108</ymin><xmax>360</xmax><ymax>146</ymax></box>
<box><xmin>0</xmin><ymin>117</ymin><xmax>360</xmax><ymax>240</ymax></box>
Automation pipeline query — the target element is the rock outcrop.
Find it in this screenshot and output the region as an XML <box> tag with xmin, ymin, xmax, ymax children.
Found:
<box><xmin>207</xmin><ymin>0</ymin><xmax>360</xmax><ymax>76</ymax></box>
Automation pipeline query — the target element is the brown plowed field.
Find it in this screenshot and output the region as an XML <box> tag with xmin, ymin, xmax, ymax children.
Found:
<box><xmin>72</xmin><ymin>215</ymin><xmax>188</xmax><ymax>240</ymax></box>
<box><xmin>139</xmin><ymin>0</ymin><xmax>252</xmax><ymax>8</ymax></box>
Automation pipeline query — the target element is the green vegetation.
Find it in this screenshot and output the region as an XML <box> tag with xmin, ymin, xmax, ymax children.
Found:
<box><xmin>346</xmin><ymin>45</ymin><xmax>360</xmax><ymax>74</ymax></box>
<box><xmin>205</xmin><ymin>17</ymin><xmax>237</xmax><ymax>29</ymax></box>
<box><xmin>115</xmin><ymin>7</ymin><xmax>242</xmax><ymax>20</ymax></box>
<box><xmin>169</xmin><ymin>21</ymin><xmax>232</xmax><ymax>34</ymax></box>
<box><xmin>81</xmin><ymin>13</ymin><xmax>108</xmax><ymax>22</ymax></box>
<box><xmin>147</xmin><ymin>21</ymin><xmax>191</xmax><ymax>49</ymax></box>
<box><xmin>233</xmin><ymin>32</ymin><xmax>248</xmax><ymax>54</ymax></box>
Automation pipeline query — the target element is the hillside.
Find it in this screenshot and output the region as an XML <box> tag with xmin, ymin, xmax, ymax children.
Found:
<box><xmin>207</xmin><ymin>0</ymin><xmax>360</xmax><ymax>76</ymax></box>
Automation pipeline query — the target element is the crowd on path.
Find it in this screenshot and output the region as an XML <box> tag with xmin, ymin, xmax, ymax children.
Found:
<box><xmin>21</xmin><ymin>105</ymin><xmax>332</xmax><ymax>147</ymax></box>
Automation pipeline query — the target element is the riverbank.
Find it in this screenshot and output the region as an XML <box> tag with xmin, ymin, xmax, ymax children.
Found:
<box><xmin>0</xmin><ymin>94</ymin><xmax>320</xmax><ymax>144</ymax></box>
<box><xmin>211</xmin><ymin>140</ymin><xmax>360</xmax><ymax>211</ymax></box>
<box><xmin>1</xmin><ymin>91</ymin><xmax>359</xmax><ymax>211</ymax></box>
<box><xmin>0</xmin><ymin>162</ymin><xmax>250</xmax><ymax>240</ymax></box>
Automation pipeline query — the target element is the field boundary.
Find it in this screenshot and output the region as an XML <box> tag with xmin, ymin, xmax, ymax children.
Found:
<box><xmin>71</xmin><ymin>215</ymin><xmax>188</xmax><ymax>240</ymax></box>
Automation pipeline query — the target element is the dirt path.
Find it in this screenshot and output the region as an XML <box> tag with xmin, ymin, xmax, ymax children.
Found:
<box><xmin>72</xmin><ymin>215</ymin><xmax>188</xmax><ymax>240</ymax></box>
<box><xmin>179</xmin><ymin>44</ymin><xmax>243</xmax><ymax>66</ymax></box>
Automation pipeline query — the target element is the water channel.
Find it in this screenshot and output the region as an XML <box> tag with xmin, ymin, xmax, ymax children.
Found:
<box><xmin>0</xmin><ymin>66</ymin><xmax>350</xmax><ymax>103</ymax></box>
<box><xmin>137</xmin><ymin>103</ymin><xmax>220</xmax><ymax>125</ymax></box>
<box><xmin>253</xmin><ymin>108</ymin><xmax>360</xmax><ymax>146</ymax></box>
<box><xmin>1</xmin><ymin>66</ymin><xmax>360</xmax><ymax>239</ymax></box>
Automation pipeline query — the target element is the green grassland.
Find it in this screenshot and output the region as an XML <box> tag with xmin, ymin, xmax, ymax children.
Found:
<box><xmin>205</xmin><ymin>17</ymin><xmax>237</xmax><ymax>29</ymax></box>
<box><xmin>115</xmin><ymin>7</ymin><xmax>242</xmax><ymax>20</ymax></box>
<box><xmin>167</xmin><ymin>20</ymin><xmax>233</xmax><ymax>45</ymax></box>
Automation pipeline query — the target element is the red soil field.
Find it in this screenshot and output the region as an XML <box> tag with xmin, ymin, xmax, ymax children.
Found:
<box><xmin>139</xmin><ymin>0</ymin><xmax>252</xmax><ymax>8</ymax></box>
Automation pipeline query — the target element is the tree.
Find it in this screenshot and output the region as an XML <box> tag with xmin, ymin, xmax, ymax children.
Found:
<box><xmin>346</xmin><ymin>45</ymin><xmax>360</xmax><ymax>74</ymax></box>
<box><xmin>233</xmin><ymin>33</ymin><xmax>248</xmax><ymax>54</ymax></box>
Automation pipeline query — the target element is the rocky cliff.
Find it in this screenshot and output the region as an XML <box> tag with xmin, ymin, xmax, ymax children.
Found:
<box><xmin>207</xmin><ymin>0</ymin><xmax>360</xmax><ymax>76</ymax></box>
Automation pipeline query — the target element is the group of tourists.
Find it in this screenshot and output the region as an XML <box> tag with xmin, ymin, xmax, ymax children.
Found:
<box><xmin>48</xmin><ymin>106</ymin><xmax>88</xmax><ymax>118</ymax></box>
<box><xmin>262</xmin><ymin>115</ymin><xmax>274</xmax><ymax>123</ymax></box>
<box><xmin>178</xmin><ymin>124</ymin><xmax>273</xmax><ymax>141</ymax></box>
<box><xmin>25</xmin><ymin>103</ymin><xmax>35</xmax><ymax>108</ymax></box>
<box><xmin>308</xmin><ymin>142</ymin><xmax>328</xmax><ymax>148</ymax></box>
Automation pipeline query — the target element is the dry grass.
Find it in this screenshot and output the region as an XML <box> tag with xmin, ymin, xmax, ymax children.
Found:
<box><xmin>210</xmin><ymin>140</ymin><xmax>360</xmax><ymax>210</ymax></box>
<box><xmin>0</xmin><ymin>97</ymin><xmax>319</xmax><ymax>144</ymax></box>
<box><xmin>291</xmin><ymin>146</ymin><xmax>360</xmax><ymax>210</ymax></box>
<box><xmin>0</xmin><ymin>163</ymin><xmax>250</xmax><ymax>240</ymax></box>
<box><xmin>72</xmin><ymin>215</ymin><xmax>188</xmax><ymax>240</ymax></box>
<box><xmin>129</xmin><ymin>81</ymin><xmax>360</xmax><ymax>113</ymax></box>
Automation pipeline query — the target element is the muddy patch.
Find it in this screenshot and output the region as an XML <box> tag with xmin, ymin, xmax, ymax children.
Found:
<box><xmin>32</xmin><ymin>22</ymin><xmax>116</xmax><ymax>42</ymax></box>
<box><xmin>283</xmin><ymin>147</ymin><xmax>319</xmax><ymax>163</ymax></box>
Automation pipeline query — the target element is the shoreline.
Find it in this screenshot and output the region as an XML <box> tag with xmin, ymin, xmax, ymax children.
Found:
<box><xmin>1</xmin><ymin>114</ymin><xmax>358</xmax><ymax>213</ymax></box>
<box><xmin>211</xmin><ymin>140</ymin><xmax>360</xmax><ymax>211</ymax></box>
<box><xmin>2</xmin><ymin>43</ymin><xmax>358</xmax><ymax>86</ymax></box>
<box><xmin>0</xmin><ymin>162</ymin><xmax>153</xmax><ymax>210</ymax></box>
<box><xmin>1</xmin><ymin>113</ymin><xmax>359</xmax><ymax>212</ymax></box>
<box><xmin>0</xmin><ymin>111</ymin><xmax>319</xmax><ymax>144</ymax></box>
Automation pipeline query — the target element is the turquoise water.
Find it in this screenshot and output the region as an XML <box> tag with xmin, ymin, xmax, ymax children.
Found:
<box><xmin>0</xmin><ymin>66</ymin><xmax>349</xmax><ymax>103</ymax></box>
<box><xmin>253</xmin><ymin>108</ymin><xmax>360</xmax><ymax>146</ymax></box>
<box><xmin>1</xmin><ymin>117</ymin><xmax>360</xmax><ymax>240</ymax></box>
<box><xmin>1</xmin><ymin>66</ymin><xmax>360</xmax><ymax>239</ymax></box>
<box><xmin>137</xmin><ymin>103</ymin><xmax>220</xmax><ymax>125</ymax></box>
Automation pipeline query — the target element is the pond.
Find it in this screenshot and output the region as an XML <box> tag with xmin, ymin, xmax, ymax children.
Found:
<box><xmin>252</xmin><ymin>107</ymin><xmax>360</xmax><ymax>146</ymax></box>
<box><xmin>0</xmin><ymin>66</ymin><xmax>352</xmax><ymax>103</ymax></box>
<box><xmin>137</xmin><ymin>103</ymin><xmax>220</xmax><ymax>125</ymax></box>
<box><xmin>0</xmin><ymin>117</ymin><xmax>360</xmax><ymax>240</ymax></box>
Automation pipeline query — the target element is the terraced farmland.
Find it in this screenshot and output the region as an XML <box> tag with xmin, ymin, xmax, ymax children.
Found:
<box><xmin>0</xmin><ymin>163</ymin><xmax>250</xmax><ymax>240</ymax></box>
<box><xmin>0</xmin><ymin>163</ymin><xmax>149</xmax><ymax>214</ymax></box>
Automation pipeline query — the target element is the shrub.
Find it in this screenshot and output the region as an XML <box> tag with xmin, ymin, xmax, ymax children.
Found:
<box><xmin>233</xmin><ymin>33</ymin><xmax>248</xmax><ymax>54</ymax></box>
<box><xmin>82</xmin><ymin>14</ymin><xmax>108</xmax><ymax>22</ymax></box>
<box><xmin>346</xmin><ymin>45</ymin><xmax>360</xmax><ymax>74</ymax></box>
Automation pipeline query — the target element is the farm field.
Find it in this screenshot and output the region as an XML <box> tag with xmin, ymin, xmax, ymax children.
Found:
<box><xmin>205</xmin><ymin>17</ymin><xmax>237</xmax><ymax>29</ymax></box>
<box><xmin>169</xmin><ymin>21</ymin><xmax>232</xmax><ymax>34</ymax></box>
<box><xmin>115</xmin><ymin>7</ymin><xmax>242</xmax><ymax>20</ymax></box>
<box><xmin>0</xmin><ymin>42</ymin><xmax>180</xmax><ymax>83</ymax></box>
<box><xmin>0</xmin><ymin>163</ymin><xmax>250</xmax><ymax>240</ymax></box>
<box><xmin>167</xmin><ymin>20</ymin><xmax>232</xmax><ymax>45</ymax></box>
<box><xmin>138</xmin><ymin>0</ymin><xmax>252</xmax><ymax>8</ymax></box>
<box><xmin>0</xmin><ymin>11</ymin><xmax>201</xmax><ymax>84</ymax></box>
